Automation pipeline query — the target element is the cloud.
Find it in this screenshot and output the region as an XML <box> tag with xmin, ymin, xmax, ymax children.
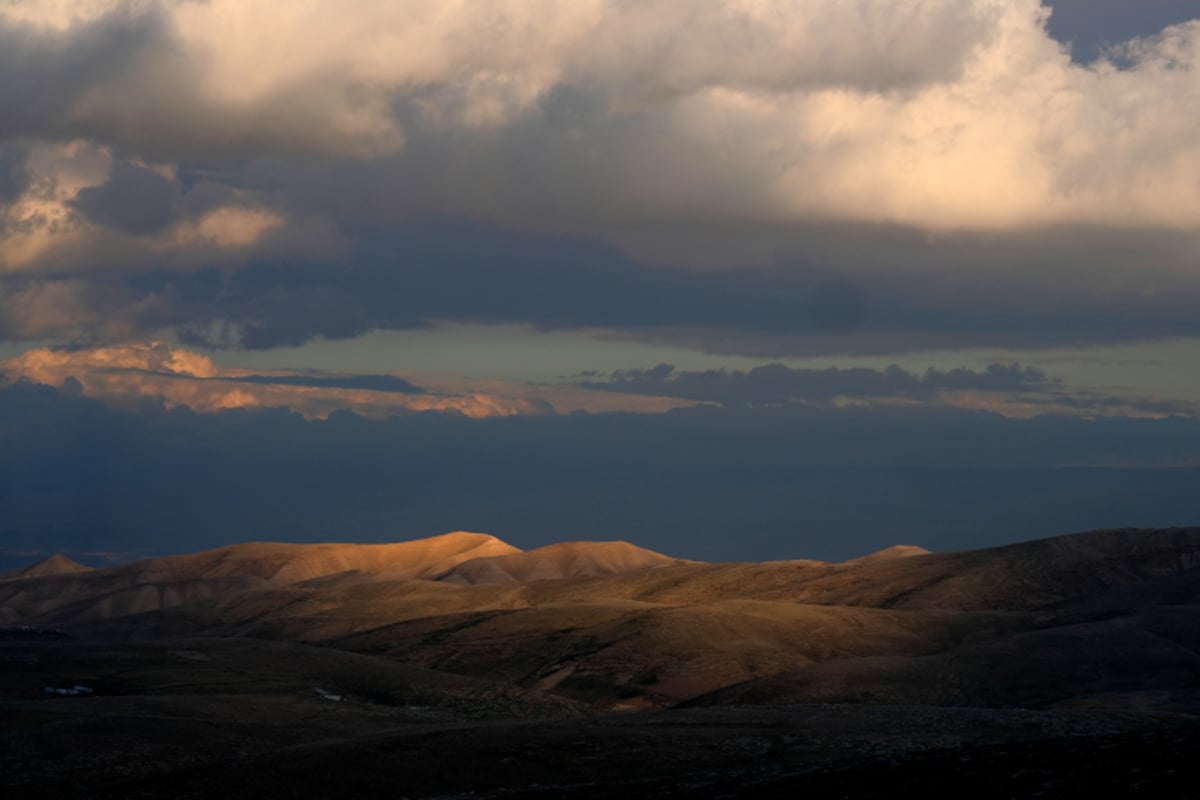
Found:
<box><xmin>0</xmin><ymin>1</ymin><xmax>1000</xmax><ymax>159</ymax></box>
<box><xmin>1</xmin><ymin>1</ymin><xmax>1199</xmax><ymax>233</ymax></box>
<box><xmin>575</xmin><ymin>360</ymin><xmax>1192</xmax><ymax>418</ymax></box>
<box><xmin>0</xmin><ymin>5</ymin><xmax>164</xmax><ymax>141</ymax></box>
<box><xmin>0</xmin><ymin>143</ymin><xmax>28</xmax><ymax>205</ymax></box>
<box><xmin>1</xmin><ymin>341</ymin><xmax>1185</xmax><ymax>424</ymax></box>
<box><xmin>3</xmin><ymin>3</ymin><xmax>1200</xmax><ymax>357</ymax></box>
<box><xmin>581</xmin><ymin>362</ymin><xmax>1056</xmax><ymax>406</ymax></box>
<box><xmin>0</xmin><ymin>141</ymin><xmax>300</xmax><ymax>278</ymax></box>
<box><xmin>227</xmin><ymin>373</ymin><xmax>427</xmax><ymax>395</ymax></box>
<box><xmin>72</xmin><ymin>158</ymin><xmax>179</xmax><ymax>235</ymax></box>
<box><xmin>0</xmin><ymin>2</ymin><xmax>400</xmax><ymax>159</ymax></box>
<box><xmin>6</xmin><ymin>215</ymin><xmax>1200</xmax><ymax>358</ymax></box>
<box><xmin>0</xmin><ymin>342</ymin><xmax>693</xmax><ymax>418</ymax></box>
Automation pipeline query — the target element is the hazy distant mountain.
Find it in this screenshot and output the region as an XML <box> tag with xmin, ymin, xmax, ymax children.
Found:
<box><xmin>0</xmin><ymin>553</ymin><xmax>92</xmax><ymax>581</ymax></box>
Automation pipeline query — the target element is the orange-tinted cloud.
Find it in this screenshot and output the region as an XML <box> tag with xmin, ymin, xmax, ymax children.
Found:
<box><xmin>0</xmin><ymin>343</ymin><xmax>694</xmax><ymax>418</ymax></box>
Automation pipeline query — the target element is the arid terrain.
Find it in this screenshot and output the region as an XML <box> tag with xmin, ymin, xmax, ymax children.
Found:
<box><xmin>4</xmin><ymin>528</ymin><xmax>1200</xmax><ymax>798</ymax></box>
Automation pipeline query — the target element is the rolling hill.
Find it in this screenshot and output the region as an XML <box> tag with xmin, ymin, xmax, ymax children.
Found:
<box><xmin>4</xmin><ymin>527</ymin><xmax>1200</xmax><ymax>797</ymax></box>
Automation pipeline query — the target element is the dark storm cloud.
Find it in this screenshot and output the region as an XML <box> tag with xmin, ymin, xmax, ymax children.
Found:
<box><xmin>3</xmin><ymin>379</ymin><xmax>1200</xmax><ymax>571</ymax></box>
<box><xmin>162</xmin><ymin>220</ymin><xmax>871</xmax><ymax>350</ymax></box>
<box><xmin>72</xmin><ymin>159</ymin><xmax>180</xmax><ymax>235</ymax></box>
<box><xmin>4</xmin><ymin>214</ymin><xmax>1200</xmax><ymax>357</ymax></box>
<box><xmin>0</xmin><ymin>9</ymin><xmax>165</xmax><ymax>141</ymax></box>
<box><xmin>0</xmin><ymin>4</ymin><xmax>404</xmax><ymax>160</ymax></box>
<box><xmin>581</xmin><ymin>362</ymin><xmax>1053</xmax><ymax>407</ymax></box>
<box><xmin>47</xmin><ymin>218</ymin><xmax>1198</xmax><ymax>357</ymax></box>
<box><xmin>0</xmin><ymin>143</ymin><xmax>28</xmax><ymax>205</ymax></box>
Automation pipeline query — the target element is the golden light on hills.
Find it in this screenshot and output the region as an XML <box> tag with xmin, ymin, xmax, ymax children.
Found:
<box><xmin>1</xmin><ymin>528</ymin><xmax>1197</xmax><ymax>710</ymax></box>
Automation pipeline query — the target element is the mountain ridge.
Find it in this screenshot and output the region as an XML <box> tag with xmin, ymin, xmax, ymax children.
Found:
<box><xmin>7</xmin><ymin>527</ymin><xmax>1200</xmax><ymax>626</ymax></box>
<box><xmin>3</xmin><ymin>526</ymin><xmax>1200</xmax><ymax>763</ymax></box>
<box><xmin>436</xmin><ymin>540</ymin><xmax>684</xmax><ymax>585</ymax></box>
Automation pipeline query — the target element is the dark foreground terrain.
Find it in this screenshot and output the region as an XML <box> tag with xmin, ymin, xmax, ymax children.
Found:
<box><xmin>4</xmin><ymin>527</ymin><xmax>1200</xmax><ymax>797</ymax></box>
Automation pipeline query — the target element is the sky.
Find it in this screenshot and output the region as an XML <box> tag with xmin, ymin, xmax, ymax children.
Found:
<box><xmin>3</xmin><ymin>1</ymin><xmax>1200</xmax><ymax>568</ymax></box>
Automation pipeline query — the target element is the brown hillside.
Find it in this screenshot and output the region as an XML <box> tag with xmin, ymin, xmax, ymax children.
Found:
<box><xmin>438</xmin><ymin>540</ymin><xmax>682</xmax><ymax>585</ymax></box>
<box><xmin>0</xmin><ymin>532</ymin><xmax>520</xmax><ymax>624</ymax></box>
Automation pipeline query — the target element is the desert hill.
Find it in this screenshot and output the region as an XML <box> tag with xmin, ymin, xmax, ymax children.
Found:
<box><xmin>848</xmin><ymin>544</ymin><xmax>932</xmax><ymax>563</ymax></box>
<box><xmin>5</xmin><ymin>527</ymin><xmax>1200</xmax><ymax>797</ymax></box>
<box><xmin>3</xmin><ymin>526</ymin><xmax>1199</xmax><ymax>710</ymax></box>
<box><xmin>0</xmin><ymin>532</ymin><xmax>520</xmax><ymax>624</ymax></box>
<box><xmin>437</xmin><ymin>540</ymin><xmax>683</xmax><ymax>585</ymax></box>
<box><xmin>138</xmin><ymin>531</ymin><xmax>521</xmax><ymax>584</ymax></box>
<box><xmin>0</xmin><ymin>553</ymin><xmax>92</xmax><ymax>581</ymax></box>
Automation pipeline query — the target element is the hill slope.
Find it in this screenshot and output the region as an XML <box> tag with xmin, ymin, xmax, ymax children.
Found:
<box><xmin>0</xmin><ymin>532</ymin><xmax>519</xmax><ymax>624</ymax></box>
<box><xmin>5</xmin><ymin>527</ymin><xmax>1200</xmax><ymax>798</ymax></box>
<box><xmin>437</xmin><ymin>540</ymin><xmax>682</xmax><ymax>585</ymax></box>
<box><xmin>5</xmin><ymin>527</ymin><xmax>1200</xmax><ymax>712</ymax></box>
<box><xmin>140</xmin><ymin>531</ymin><xmax>521</xmax><ymax>584</ymax></box>
<box><xmin>1</xmin><ymin>553</ymin><xmax>92</xmax><ymax>581</ymax></box>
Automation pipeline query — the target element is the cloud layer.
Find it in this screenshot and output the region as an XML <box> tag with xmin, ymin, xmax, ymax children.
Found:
<box><xmin>580</xmin><ymin>361</ymin><xmax>1193</xmax><ymax>418</ymax></box>
<box><xmin>6</xmin><ymin>0</ymin><xmax>1200</xmax><ymax>230</ymax></box>
<box><xmin>583</xmin><ymin>362</ymin><xmax>1052</xmax><ymax>408</ymax></box>
<box><xmin>2</xmin><ymin>342</ymin><xmax>1186</xmax><ymax>421</ymax></box>
<box><xmin>2</xmin><ymin>2</ymin><xmax>1200</xmax><ymax>355</ymax></box>
<box><xmin>0</xmin><ymin>342</ymin><xmax>692</xmax><ymax>417</ymax></box>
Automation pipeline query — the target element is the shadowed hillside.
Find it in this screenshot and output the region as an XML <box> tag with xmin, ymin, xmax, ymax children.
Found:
<box><xmin>4</xmin><ymin>527</ymin><xmax>1200</xmax><ymax>797</ymax></box>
